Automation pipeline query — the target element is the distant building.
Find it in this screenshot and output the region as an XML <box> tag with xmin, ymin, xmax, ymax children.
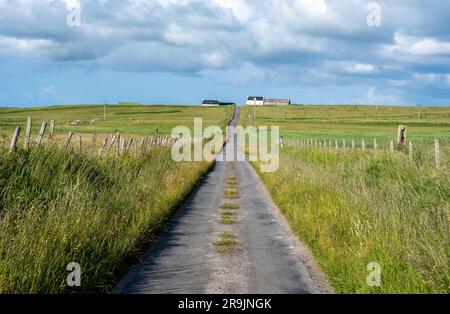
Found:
<box><xmin>219</xmin><ymin>102</ymin><xmax>236</xmax><ymax>106</ymax></box>
<box><xmin>202</xmin><ymin>99</ymin><xmax>220</xmax><ymax>107</ymax></box>
<box><xmin>264</xmin><ymin>99</ymin><xmax>291</xmax><ymax>106</ymax></box>
<box><xmin>246</xmin><ymin>96</ymin><xmax>291</xmax><ymax>106</ymax></box>
<box><xmin>246</xmin><ymin>96</ymin><xmax>264</xmax><ymax>106</ymax></box>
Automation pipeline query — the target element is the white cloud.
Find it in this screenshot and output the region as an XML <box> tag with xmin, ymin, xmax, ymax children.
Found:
<box><xmin>0</xmin><ymin>0</ymin><xmax>449</xmax><ymax>101</ymax></box>
<box><xmin>385</xmin><ymin>33</ymin><xmax>450</xmax><ymax>57</ymax></box>
<box><xmin>0</xmin><ymin>35</ymin><xmax>53</xmax><ymax>57</ymax></box>
<box><xmin>201</xmin><ymin>50</ymin><xmax>229</xmax><ymax>68</ymax></box>
<box><xmin>164</xmin><ymin>23</ymin><xmax>200</xmax><ymax>46</ymax></box>
<box><xmin>212</xmin><ymin>0</ymin><xmax>251</xmax><ymax>23</ymax></box>
<box><xmin>343</xmin><ymin>63</ymin><xmax>377</xmax><ymax>74</ymax></box>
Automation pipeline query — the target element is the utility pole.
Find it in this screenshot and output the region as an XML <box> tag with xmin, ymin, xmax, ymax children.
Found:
<box><xmin>104</xmin><ymin>100</ymin><xmax>107</xmax><ymax>121</ymax></box>
<box><xmin>418</xmin><ymin>105</ymin><xmax>421</xmax><ymax>122</ymax></box>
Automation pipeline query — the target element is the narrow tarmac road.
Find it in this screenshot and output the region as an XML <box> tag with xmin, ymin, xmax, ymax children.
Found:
<box><xmin>115</xmin><ymin>108</ymin><xmax>332</xmax><ymax>294</ymax></box>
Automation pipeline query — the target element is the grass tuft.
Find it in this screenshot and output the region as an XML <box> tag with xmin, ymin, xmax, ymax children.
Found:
<box><xmin>220</xmin><ymin>203</ymin><xmax>240</xmax><ymax>210</ymax></box>
<box><xmin>214</xmin><ymin>232</ymin><xmax>238</xmax><ymax>253</ymax></box>
<box><xmin>223</xmin><ymin>188</ymin><xmax>240</xmax><ymax>199</ymax></box>
<box><xmin>221</xmin><ymin>211</ymin><xmax>237</xmax><ymax>225</ymax></box>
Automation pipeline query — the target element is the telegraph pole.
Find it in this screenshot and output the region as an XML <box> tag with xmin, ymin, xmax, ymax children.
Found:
<box><xmin>104</xmin><ymin>100</ymin><xmax>107</xmax><ymax>121</ymax></box>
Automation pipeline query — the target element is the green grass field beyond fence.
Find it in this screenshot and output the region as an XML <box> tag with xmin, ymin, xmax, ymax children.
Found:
<box><xmin>0</xmin><ymin>104</ymin><xmax>231</xmax><ymax>293</ymax></box>
<box><xmin>245</xmin><ymin>105</ymin><xmax>449</xmax><ymax>293</ymax></box>
<box><xmin>0</xmin><ymin>103</ymin><xmax>233</xmax><ymax>138</ymax></box>
<box><xmin>240</xmin><ymin>105</ymin><xmax>450</xmax><ymax>145</ymax></box>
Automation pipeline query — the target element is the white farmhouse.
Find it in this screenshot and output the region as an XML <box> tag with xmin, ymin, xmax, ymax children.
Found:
<box><xmin>246</xmin><ymin>96</ymin><xmax>264</xmax><ymax>106</ymax></box>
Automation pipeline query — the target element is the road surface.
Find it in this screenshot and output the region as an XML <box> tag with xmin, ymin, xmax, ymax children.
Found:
<box><xmin>115</xmin><ymin>107</ymin><xmax>332</xmax><ymax>294</ymax></box>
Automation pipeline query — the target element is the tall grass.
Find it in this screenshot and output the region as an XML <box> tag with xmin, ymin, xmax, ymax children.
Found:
<box><xmin>0</xmin><ymin>145</ymin><xmax>211</xmax><ymax>293</ymax></box>
<box><xmin>255</xmin><ymin>146</ymin><xmax>449</xmax><ymax>293</ymax></box>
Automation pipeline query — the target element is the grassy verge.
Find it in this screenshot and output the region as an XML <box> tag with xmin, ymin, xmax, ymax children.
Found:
<box><xmin>0</xmin><ymin>146</ymin><xmax>211</xmax><ymax>293</ymax></box>
<box><xmin>254</xmin><ymin>146</ymin><xmax>449</xmax><ymax>293</ymax></box>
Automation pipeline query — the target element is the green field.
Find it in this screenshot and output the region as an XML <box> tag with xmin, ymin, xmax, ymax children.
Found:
<box><xmin>240</xmin><ymin>105</ymin><xmax>450</xmax><ymax>145</ymax></box>
<box><xmin>0</xmin><ymin>103</ymin><xmax>233</xmax><ymax>139</ymax></box>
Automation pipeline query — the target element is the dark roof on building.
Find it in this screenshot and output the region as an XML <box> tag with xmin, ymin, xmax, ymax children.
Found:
<box><xmin>202</xmin><ymin>99</ymin><xmax>220</xmax><ymax>105</ymax></box>
<box><xmin>247</xmin><ymin>96</ymin><xmax>264</xmax><ymax>101</ymax></box>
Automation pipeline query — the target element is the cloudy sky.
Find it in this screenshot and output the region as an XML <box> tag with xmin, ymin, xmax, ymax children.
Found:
<box><xmin>0</xmin><ymin>0</ymin><xmax>449</xmax><ymax>106</ymax></box>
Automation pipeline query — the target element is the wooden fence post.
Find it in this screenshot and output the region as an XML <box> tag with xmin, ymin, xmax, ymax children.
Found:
<box><xmin>116</xmin><ymin>134</ymin><xmax>121</xmax><ymax>156</ymax></box>
<box><xmin>126</xmin><ymin>138</ymin><xmax>134</xmax><ymax>153</ymax></box>
<box><xmin>373</xmin><ymin>138</ymin><xmax>377</xmax><ymax>150</ymax></box>
<box><xmin>335</xmin><ymin>140</ymin><xmax>338</xmax><ymax>150</ymax></box>
<box><xmin>352</xmin><ymin>139</ymin><xmax>355</xmax><ymax>149</ymax></box>
<box><xmin>78</xmin><ymin>136</ymin><xmax>82</xmax><ymax>152</ymax></box>
<box><xmin>108</xmin><ymin>133</ymin><xmax>118</xmax><ymax>152</ymax></box>
<box><xmin>362</xmin><ymin>139</ymin><xmax>366</xmax><ymax>151</ymax></box>
<box><xmin>343</xmin><ymin>140</ymin><xmax>346</xmax><ymax>149</ymax></box>
<box><xmin>390</xmin><ymin>140</ymin><xmax>394</xmax><ymax>152</ymax></box>
<box><xmin>149</xmin><ymin>136</ymin><xmax>154</xmax><ymax>150</ymax></box>
<box><xmin>140</xmin><ymin>137</ymin><xmax>145</xmax><ymax>152</ymax></box>
<box><xmin>36</xmin><ymin>121</ymin><xmax>47</xmax><ymax>146</ymax></box>
<box><xmin>409</xmin><ymin>141</ymin><xmax>413</xmax><ymax>163</ymax></box>
<box><xmin>119</xmin><ymin>136</ymin><xmax>125</xmax><ymax>156</ymax></box>
<box><xmin>91</xmin><ymin>133</ymin><xmax>97</xmax><ymax>156</ymax></box>
<box><xmin>98</xmin><ymin>137</ymin><xmax>108</xmax><ymax>157</ymax></box>
<box><xmin>64</xmin><ymin>132</ymin><xmax>73</xmax><ymax>149</ymax></box>
<box><xmin>9</xmin><ymin>127</ymin><xmax>21</xmax><ymax>152</ymax></box>
<box><xmin>397</xmin><ymin>125</ymin><xmax>407</xmax><ymax>145</ymax></box>
<box><xmin>49</xmin><ymin>120</ymin><xmax>55</xmax><ymax>143</ymax></box>
<box><xmin>434</xmin><ymin>139</ymin><xmax>440</xmax><ymax>169</ymax></box>
<box><xmin>24</xmin><ymin>117</ymin><xmax>32</xmax><ymax>149</ymax></box>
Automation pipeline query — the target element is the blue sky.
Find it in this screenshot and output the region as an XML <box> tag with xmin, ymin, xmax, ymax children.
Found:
<box><xmin>0</xmin><ymin>0</ymin><xmax>449</xmax><ymax>107</ymax></box>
